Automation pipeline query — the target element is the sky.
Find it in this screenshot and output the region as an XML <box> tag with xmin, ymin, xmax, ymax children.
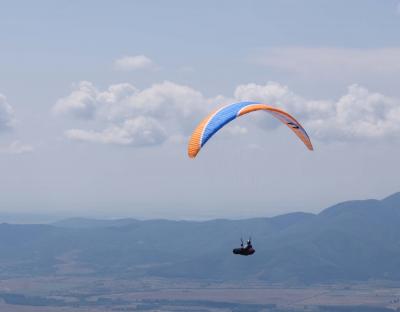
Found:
<box><xmin>1</xmin><ymin>0</ymin><xmax>400</xmax><ymax>220</ymax></box>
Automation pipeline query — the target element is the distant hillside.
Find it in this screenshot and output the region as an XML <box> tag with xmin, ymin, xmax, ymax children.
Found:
<box><xmin>0</xmin><ymin>193</ymin><xmax>400</xmax><ymax>284</ymax></box>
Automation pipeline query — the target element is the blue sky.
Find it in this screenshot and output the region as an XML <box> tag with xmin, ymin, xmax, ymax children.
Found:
<box><xmin>1</xmin><ymin>0</ymin><xmax>400</xmax><ymax>220</ymax></box>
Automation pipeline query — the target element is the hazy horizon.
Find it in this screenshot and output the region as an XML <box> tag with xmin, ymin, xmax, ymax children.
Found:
<box><xmin>0</xmin><ymin>190</ymin><xmax>397</xmax><ymax>224</ymax></box>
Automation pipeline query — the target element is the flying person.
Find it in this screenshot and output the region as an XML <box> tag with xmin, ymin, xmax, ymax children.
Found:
<box><xmin>246</xmin><ymin>238</ymin><xmax>252</xmax><ymax>249</ymax></box>
<box><xmin>188</xmin><ymin>101</ymin><xmax>312</xmax><ymax>257</ymax></box>
<box><xmin>233</xmin><ymin>237</ymin><xmax>255</xmax><ymax>256</ymax></box>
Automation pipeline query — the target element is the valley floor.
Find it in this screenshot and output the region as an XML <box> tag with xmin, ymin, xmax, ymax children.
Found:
<box><xmin>0</xmin><ymin>276</ymin><xmax>399</xmax><ymax>311</ymax></box>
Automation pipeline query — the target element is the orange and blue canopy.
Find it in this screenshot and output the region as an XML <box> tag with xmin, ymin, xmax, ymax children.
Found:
<box><xmin>188</xmin><ymin>101</ymin><xmax>313</xmax><ymax>158</ymax></box>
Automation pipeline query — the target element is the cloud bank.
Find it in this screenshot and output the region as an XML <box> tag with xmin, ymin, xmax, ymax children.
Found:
<box><xmin>55</xmin><ymin>81</ymin><xmax>225</xmax><ymax>146</ymax></box>
<box><xmin>235</xmin><ymin>82</ymin><xmax>400</xmax><ymax>141</ymax></box>
<box><xmin>65</xmin><ymin>117</ymin><xmax>167</xmax><ymax>146</ymax></box>
<box><xmin>55</xmin><ymin>81</ymin><xmax>400</xmax><ymax>146</ymax></box>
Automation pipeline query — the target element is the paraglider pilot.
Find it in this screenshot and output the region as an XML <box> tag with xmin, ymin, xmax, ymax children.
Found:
<box><xmin>233</xmin><ymin>237</ymin><xmax>255</xmax><ymax>256</ymax></box>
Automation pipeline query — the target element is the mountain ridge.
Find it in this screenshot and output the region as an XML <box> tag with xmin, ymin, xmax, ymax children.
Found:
<box><xmin>0</xmin><ymin>192</ymin><xmax>399</xmax><ymax>284</ymax></box>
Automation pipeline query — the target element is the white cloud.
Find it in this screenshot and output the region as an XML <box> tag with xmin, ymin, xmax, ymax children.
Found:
<box><xmin>65</xmin><ymin>117</ymin><xmax>167</xmax><ymax>146</ymax></box>
<box><xmin>113</xmin><ymin>55</ymin><xmax>155</xmax><ymax>71</ymax></box>
<box><xmin>54</xmin><ymin>81</ymin><xmax>217</xmax><ymax>125</ymax></box>
<box><xmin>53</xmin><ymin>81</ymin><xmax>98</xmax><ymax>119</ymax></box>
<box><xmin>55</xmin><ymin>81</ymin><xmax>226</xmax><ymax>146</ymax></box>
<box><xmin>0</xmin><ymin>94</ymin><xmax>15</xmax><ymax>130</ymax></box>
<box><xmin>254</xmin><ymin>47</ymin><xmax>400</xmax><ymax>78</ymax></box>
<box><xmin>308</xmin><ymin>85</ymin><xmax>400</xmax><ymax>140</ymax></box>
<box><xmin>234</xmin><ymin>82</ymin><xmax>332</xmax><ymax>132</ymax></box>
<box><xmin>55</xmin><ymin>80</ymin><xmax>400</xmax><ymax>146</ymax></box>
<box><xmin>235</xmin><ymin>82</ymin><xmax>332</xmax><ymax>119</ymax></box>
<box><xmin>0</xmin><ymin>141</ymin><xmax>33</xmax><ymax>154</ymax></box>
<box><xmin>234</xmin><ymin>82</ymin><xmax>400</xmax><ymax>141</ymax></box>
<box><xmin>98</xmin><ymin>81</ymin><xmax>210</xmax><ymax>124</ymax></box>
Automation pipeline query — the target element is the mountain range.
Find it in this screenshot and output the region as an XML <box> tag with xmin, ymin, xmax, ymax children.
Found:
<box><xmin>1</xmin><ymin>192</ymin><xmax>400</xmax><ymax>284</ymax></box>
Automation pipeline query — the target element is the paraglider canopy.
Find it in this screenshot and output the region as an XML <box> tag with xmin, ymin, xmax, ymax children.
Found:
<box><xmin>188</xmin><ymin>101</ymin><xmax>313</xmax><ymax>158</ymax></box>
